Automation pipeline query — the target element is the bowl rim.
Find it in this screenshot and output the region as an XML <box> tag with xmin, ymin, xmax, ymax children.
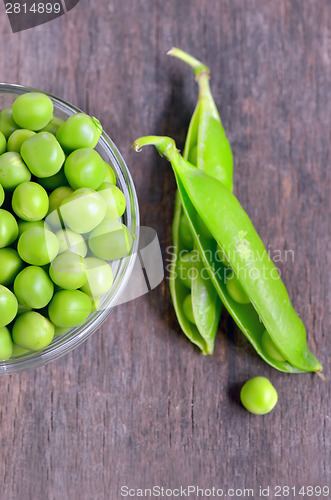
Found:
<box><xmin>0</xmin><ymin>82</ymin><xmax>140</xmax><ymax>374</ymax></box>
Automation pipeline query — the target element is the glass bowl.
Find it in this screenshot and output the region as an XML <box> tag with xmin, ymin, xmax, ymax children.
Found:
<box><xmin>0</xmin><ymin>83</ymin><xmax>139</xmax><ymax>374</ymax></box>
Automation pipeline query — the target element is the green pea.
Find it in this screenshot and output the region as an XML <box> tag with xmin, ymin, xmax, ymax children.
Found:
<box><xmin>88</xmin><ymin>220</ymin><xmax>133</xmax><ymax>261</ymax></box>
<box><xmin>37</xmin><ymin>168</ymin><xmax>68</xmax><ymax>191</ymax></box>
<box><xmin>21</xmin><ymin>131</ymin><xmax>65</xmax><ymax>178</ymax></box>
<box><xmin>0</xmin><ymin>185</ymin><xmax>4</xmax><ymax>207</ymax></box>
<box><xmin>14</xmin><ymin>266</ymin><xmax>54</xmax><ymax>309</ymax></box>
<box><xmin>0</xmin><ymin>108</ymin><xmax>20</xmax><ymax>138</ymax></box>
<box><xmin>11</xmin><ymin>343</ymin><xmax>30</xmax><ymax>357</ymax></box>
<box><xmin>177</xmin><ymin>251</ymin><xmax>197</xmax><ymax>288</ymax></box>
<box><xmin>17</xmin><ymin>226</ymin><xmax>59</xmax><ymax>265</ymax></box>
<box><xmin>0</xmin><ymin>285</ymin><xmax>18</xmax><ymax>327</ymax></box>
<box><xmin>12</xmin><ymin>181</ymin><xmax>49</xmax><ymax>221</ymax></box>
<box><xmin>240</xmin><ymin>376</ymin><xmax>278</xmax><ymax>415</ymax></box>
<box><xmin>49</xmin><ymin>251</ymin><xmax>87</xmax><ymax>290</ymax></box>
<box><xmin>48</xmin><ymin>290</ymin><xmax>91</xmax><ymax>328</ymax></box>
<box><xmin>0</xmin><ymin>326</ymin><xmax>13</xmax><ymax>360</ymax></box>
<box><xmin>56</xmin><ymin>113</ymin><xmax>102</xmax><ymax>152</ymax></box>
<box><xmin>56</xmin><ymin>229</ymin><xmax>87</xmax><ymax>257</ymax></box>
<box><xmin>0</xmin><ymin>209</ymin><xmax>18</xmax><ymax>247</ymax></box>
<box><xmin>179</xmin><ymin>213</ymin><xmax>194</xmax><ymax>250</ymax></box>
<box><xmin>261</xmin><ymin>330</ymin><xmax>286</xmax><ymax>361</ymax></box>
<box><xmin>12</xmin><ymin>92</ymin><xmax>53</xmax><ymax>131</ymax></box>
<box><xmin>183</xmin><ymin>294</ymin><xmax>195</xmax><ymax>324</ymax></box>
<box><xmin>0</xmin><ymin>152</ymin><xmax>31</xmax><ymax>190</ymax></box>
<box><xmin>0</xmin><ymin>248</ymin><xmax>23</xmax><ymax>285</ymax></box>
<box><xmin>41</xmin><ymin>116</ymin><xmax>64</xmax><ymax>135</ymax></box>
<box><xmin>59</xmin><ymin>188</ymin><xmax>106</xmax><ymax>234</ymax></box>
<box><xmin>103</xmin><ymin>161</ymin><xmax>116</xmax><ymax>185</ymax></box>
<box><xmin>97</xmin><ymin>183</ymin><xmax>126</xmax><ymax>220</ymax></box>
<box><xmin>64</xmin><ymin>148</ymin><xmax>106</xmax><ymax>190</ymax></box>
<box><xmin>7</xmin><ymin>129</ymin><xmax>36</xmax><ymax>153</ymax></box>
<box><xmin>80</xmin><ymin>257</ymin><xmax>113</xmax><ymax>297</ymax></box>
<box><xmin>226</xmin><ymin>274</ymin><xmax>250</xmax><ymax>304</ymax></box>
<box><xmin>18</xmin><ymin>219</ymin><xmax>48</xmax><ymax>236</ymax></box>
<box><xmin>0</xmin><ymin>130</ymin><xmax>6</xmax><ymax>154</ymax></box>
<box><xmin>12</xmin><ymin>311</ymin><xmax>54</xmax><ymax>351</ymax></box>
<box><xmin>46</xmin><ymin>185</ymin><xmax>73</xmax><ymax>229</ymax></box>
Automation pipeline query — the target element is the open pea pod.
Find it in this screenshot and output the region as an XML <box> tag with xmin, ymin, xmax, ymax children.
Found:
<box><xmin>133</xmin><ymin>136</ymin><xmax>322</xmax><ymax>374</ymax></box>
<box><xmin>169</xmin><ymin>50</ymin><xmax>232</xmax><ymax>354</ymax></box>
<box><xmin>170</xmin><ymin>97</ymin><xmax>221</xmax><ymax>354</ymax></box>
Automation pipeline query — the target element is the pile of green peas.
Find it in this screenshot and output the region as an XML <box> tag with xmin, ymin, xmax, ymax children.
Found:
<box><xmin>0</xmin><ymin>92</ymin><xmax>132</xmax><ymax>359</ymax></box>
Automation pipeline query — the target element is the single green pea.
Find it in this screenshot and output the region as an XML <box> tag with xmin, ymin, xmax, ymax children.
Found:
<box><xmin>261</xmin><ymin>330</ymin><xmax>286</xmax><ymax>362</ymax></box>
<box><xmin>56</xmin><ymin>229</ymin><xmax>87</xmax><ymax>257</ymax></box>
<box><xmin>21</xmin><ymin>132</ymin><xmax>65</xmax><ymax>178</ymax></box>
<box><xmin>177</xmin><ymin>251</ymin><xmax>198</xmax><ymax>288</ymax></box>
<box><xmin>88</xmin><ymin>220</ymin><xmax>133</xmax><ymax>261</ymax></box>
<box><xmin>7</xmin><ymin>129</ymin><xmax>36</xmax><ymax>153</ymax></box>
<box><xmin>18</xmin><ymin>219</ymin><xmax>48</xmax><ymax>236</ymax></box>
<box><xmin>80</xmin><ymin>257</ymin><xmax>113</xmax><ymax>297</ymax></box>
<box><xmin>64</xmin><ymin>148</ymin><xmax>106</xmax><ymax>190</ymax></box>
<box><xmin>14</xmin><ymin>266</ymin><xmax>54</xmax><ymax>309</ymax></box>
<box><xmin>37</xmin><ymin>168</ymin><xmax>68</xmax><ymax>191</ymax></box>
<box><xmin>12</xmin><ymin>92</ymin><xmax>54</xmax><ymax>131</ymax></box>
<box><xmin>56</xmin><ymin>113</ymin><xmax>102</xmax><ymax>152</ymax></box>
<box><xmin>48</xmin><ymin>290</ymin><xmax>91</xmax><ymax>328</ymax></box>
<box><xmin>59</xmin><ymin>188</ymin><xmax>106</xmax><ymax>234</ymax></box>
<box><xmin>12</xmin><ymin>181</ymin><xmax>49</xmax><ymax>221</ymax></box>
<box><xmin>240</xmin><ymin>376</ymin><xmax>278</xmax><ymax>415</ymax></box>
<box><xmin>97</xmin><ymin>183</ymin><xmax>126</xmax><ymax>220</ymax></box>
<box><xmin>179</xmin><ymin>214</ymin><xmax>194</xmax><ymax>250</ymax></box>
<box><xmin>12</xmin><ymin>311</ymin><xmax>54</xmax><ymax>351</ymax></box>
<box><xmin>0</xmin><ymin>130</ymin><xmax>6</xmax><ymax>155</ymax></box>
<box><xmin>226</xmin><ymin>274</ymin><xmax>250</xmax><ymax>304</ymax></box>
<box><xmin>0</xmin><ymin>185</ymin><xmax>4</xmax><ymax>207</ymax></box>
<box><xmin>0</xmin><ymin>152</ymin><xmax>31</xmax><ymax>190</ymax></box>
<box><xmin>17</xmin><ymin>226</ymin><xmax>59</xmax><ymax>265</ymax></box>
<box><xmin>0</xmin><ymin>285</ymin><xmax>18</xmax><ymax>327</ymax></box>
<box><xmin>0</xmin><ymin>108</ymin><xmax>20</xmax><ymax>138</ymax></box>
<box><xmin>11</xmin><ymin>343</ymin><xmax>30</xmax><ymax>357</ymax></box>
<box><xmin>0</xmin><ymin>209</ymin><xmax>18</xmax><ymax>247</ymax></box>
<box><xmin>0</xmin><ymin>248</ymin><xmax>23</xmax><ymax>285</ymax></box>
<box><xmin>0</xmin><ymin>326</ymin><xmax>13</xmax><ymax>360</ymax></box>
<box><xmin>49</xmin><ymin>251</ymin><xmax>87</xmax><ymax>290</ymax></box>
<box><xmin>41</xmin><ymin>116</ymin><xmax>65</xmax><ymax>135</ymax></box>
<box><xmin>183</xmin><ymin>294</ymin><xmax>195</xmax><ymax>324</ymax></box>
<box><xmin>103</xmin><ymin>161</ymin><xmax>116</xmax><ymax>185</ymax></box>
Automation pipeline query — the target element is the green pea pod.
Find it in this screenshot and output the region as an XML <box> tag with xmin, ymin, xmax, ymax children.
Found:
<box><xmin>133</xmin><ymin>136</ymin><xmax>322</xmax><ymax>374</ymax></box>
<box><xmin>169</xmin><ymin>51</ymin><xmax>229</xmax><ymax>354</ymax></box>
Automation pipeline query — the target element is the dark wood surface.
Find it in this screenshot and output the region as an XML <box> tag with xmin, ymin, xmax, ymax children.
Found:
<box><xmin>0</xmin><ymin>1</ymin><xmax>330</xmax><ymax>498</ymax></box>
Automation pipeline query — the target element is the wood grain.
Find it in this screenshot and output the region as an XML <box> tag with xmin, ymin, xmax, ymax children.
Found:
<box><xmin>0</xmin><ymin>0</ymin><xmax>330</xmax><ymax>498</ymax></box>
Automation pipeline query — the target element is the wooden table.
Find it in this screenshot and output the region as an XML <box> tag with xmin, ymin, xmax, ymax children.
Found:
<box><xmin>0</xmin><ymin>1</ymin><xmax>330</xmax><ymax>498</ymax></box>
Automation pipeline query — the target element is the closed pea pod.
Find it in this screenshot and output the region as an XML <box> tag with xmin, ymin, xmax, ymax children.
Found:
<box><xmin>133</xmin><ymin>136</ymin><xmax>322</xmax><ymax>373</ymax></box>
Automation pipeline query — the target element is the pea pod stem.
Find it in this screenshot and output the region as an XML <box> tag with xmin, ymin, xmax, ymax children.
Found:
<box><xmin>167</xmin><ymin>48</ymin><xmax>210</xmax><ymax>77</ymax></box>
<box><xmin>134</xmin><ymin>136</ymin><xmax>322</xmax><ymax>373</ymax></box>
